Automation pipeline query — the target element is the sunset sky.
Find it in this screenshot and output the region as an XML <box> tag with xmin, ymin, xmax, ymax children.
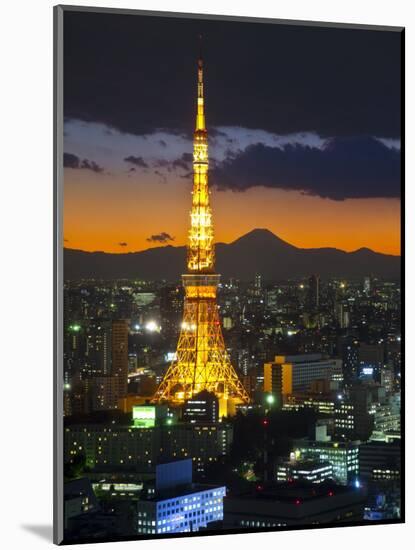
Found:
<box><xmin>63</xmin><ymin>10</ymin><xmax>401</xmax><ymax>256</ymax></box>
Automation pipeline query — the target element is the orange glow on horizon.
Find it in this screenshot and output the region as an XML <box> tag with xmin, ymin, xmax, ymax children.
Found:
<box><xmin>64</xmin><ymin>172</ymin><xmax>400</xmax><ymax>257</ymax></box>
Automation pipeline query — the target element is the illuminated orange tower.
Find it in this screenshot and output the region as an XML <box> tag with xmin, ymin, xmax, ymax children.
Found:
<box><xmin>153</xmin><ymin>51</ymin><xmax>249</xmax><ymax>416</ymax></box>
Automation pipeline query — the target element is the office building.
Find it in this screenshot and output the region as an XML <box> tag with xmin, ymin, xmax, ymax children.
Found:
<box><xmin>276</xmin><ymin>459</ymin><xmax>333</xmax><ymax>485</ymax></box>
<box><xmin>183</xmin><ymin>391</ymin><xmax>219</xmax><ymax>423</ymax></box>
<box><xmin>264</xmin><ymin>354</ymin><xmax>342</xmax><ymax>396</ymax></box>
<box><xmin>111</xmin><ymin>319</ymin><xmax>129</xmax><ymax>398</ymax></box>
<box><xmin>137</xmin><ymin>459</ymin><xmax>226</xmax><ymax>535</ymax></box>
<box><xmin>293</xmin><ymin>427</ymin><xmax>359</xmax><ymax>485</ymax></box>
<box><xmin>359</xmin><ymin>441</ymin><xmax>401</xmax><ymax>482</ymax></box>
<box><xmin>282</xmin><ymin>393</ymin><xmax>336</xmax><ymax>416</ymax></box>
<box><xmin>64</xmin><ymin>418</ymin><xmax>233</xmax><ymax>473</ymax></box>
<box><xmin>307</xmin><ymin>274</ymin><xmax>320</xmax><ymax>310</ymax></box>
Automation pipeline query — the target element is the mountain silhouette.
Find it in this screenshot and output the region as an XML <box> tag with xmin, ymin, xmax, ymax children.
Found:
<box><xmin>64</xmin><ymin>229</ymin><xmax>400</xmax><ymax>281</ymax></box>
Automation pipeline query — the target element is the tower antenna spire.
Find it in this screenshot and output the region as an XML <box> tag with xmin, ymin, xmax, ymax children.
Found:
<box><xmin>198</xmin><ymin>33</ymin><xmax>203</xmax><ymax>63</ymax></box>
<box><xmin>196</xmin><ymin>35</ymin><xmax>205</xmax><ymax>127</ymax></box>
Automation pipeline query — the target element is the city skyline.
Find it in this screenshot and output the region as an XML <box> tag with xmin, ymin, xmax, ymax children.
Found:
<box><xmin>58</xmin><ymin>8</ymin><xmax>402</xmax><ymax>544</ymax></box>
<box><xmin>63</xmin><ymin>12</ymin><xmax>401</xmax><ymax>256</ymax></box>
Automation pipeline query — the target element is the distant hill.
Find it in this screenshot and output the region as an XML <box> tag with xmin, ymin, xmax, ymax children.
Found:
<box><xmin>64</xmin><ymin>229</ymin><xmax>400</xmax><ymax>281</ymax></box>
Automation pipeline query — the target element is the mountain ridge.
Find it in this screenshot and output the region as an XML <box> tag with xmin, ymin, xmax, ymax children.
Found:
<box><xmin>64</xmin><ymin>229</ymin><xmax>400</xmax><ymax>281</ymax></box>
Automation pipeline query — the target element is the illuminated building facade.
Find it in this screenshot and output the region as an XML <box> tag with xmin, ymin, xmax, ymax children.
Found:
<box><xmin>276</xmin><ymin>459</ymin><xmax>333</xmax><ymax>484</ymax></box>
<box><xmin>137</xmin><ymin>486</ymin><xmax>226</xmax><ymax>535</ymax></box>
<box><xmin>264</xmin><ymin>354</ymin><xmax>342</xmax><ymax>396</ymax></box>
<box><xmin>153</xmin><ymin>53</ymin><xmax>249</xmax><ymax>415</ymax></box>
<box><xmin>64</xmin><ymin>420</ymin><xmax>233</xmax><ymax>473</ymax></box>
<box><xmin>137</xmin><ymin>460</ymin><xmax>226</xmax><ymax>535</ymax></box>
<box><xmin>111</xmin><ymin>319</ymin><xmax>129</xmax><ymax>398</ymax></box>
<box><xmin>294</xmin><ymin>440</ymin><xmax>359</xmax><ymax>486</ymax></box>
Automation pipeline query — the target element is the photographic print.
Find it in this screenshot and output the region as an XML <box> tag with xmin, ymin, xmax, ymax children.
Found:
<box><xmin>54</xmin><ymin>6</ymin><xmax>403</xmax><ymax>544</ymax></box>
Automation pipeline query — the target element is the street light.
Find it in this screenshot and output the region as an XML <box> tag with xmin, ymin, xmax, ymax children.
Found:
<box><xmin>266</xmin><ymin>394</ymin><xmax>275</xmax><ymax>406</ymax></box>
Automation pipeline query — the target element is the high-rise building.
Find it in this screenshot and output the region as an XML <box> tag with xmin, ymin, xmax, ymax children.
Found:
<box><xmin>307</xmin><ymin>274</ymin><xmax>320</xmax><ymax>311</ymax></box>
<box><xmin>335</xmin><ymin>302</ymin><xmax>350</xmax><ymax>329</ymax></box>
<box><xmin>263</xmin><ymin>361</ymin><xmax>283</xmax><ymax>406</ymax></box>
<box><xmin>153</xmin><ymin>52</ymin><xmax>249</xmax><ymax>416</ymax></box>
<box><xmin>359</xmin><ymin>343</ymin><xmax>385</xmax><ymax>381</ymax></box>
<box><xmin>340</xmin><ymin>337</ymin><xmax>359</xmax><ymax>386</ymax></box>
<box><xmin>88</xmin><ymin>376</ymin><xmax>120</xmax><ymax>411</ymax></box>
<box><xmin>348</xmin><ymin>384</ymin><xmax>376</xmax><ymax>441</ymax></box>
<box><xmin>253</xmin><ymin>273</ymin><xmax>263</xmax><ymax>298</ymax></box>
<box><xmin>363</xmin><ymin>276</ymin><xmax>371</xmax><ymax>295</ymax></box>
<box><xmin>85</xmin><ymin>320</ymin><xmax>112</xmax><ymax>376</ymax></box>
<box><xmin>159</xmin><ymin>285</ymin><xmax>184</xmax><ymax>335</ymax></box>
<box><xmin>111</xmin><ymin>319</ymin><xmax>129</xmax><ymax>398</ymax></box>
<box><xmin>264</xmin><ymin>354</ymin><xmax>342</xmax><ymax>396</ymax></box>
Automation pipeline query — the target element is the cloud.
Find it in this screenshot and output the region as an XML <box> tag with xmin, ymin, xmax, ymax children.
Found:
<box><xmin>153</xmin><ymin>159</ymin><xmax>171</xmax><ymax>170</ymax></box>
<box><xmin>64</xmin><ymin>13</ymin><xmax>401</xmax><ymax>139</ymax></box>
<box><xmin>80</xmin><ymin>159</ymin><xmax>104</xmax><ymax>173</ymax></box>
<box><xmin>171</xmin><ymin>152</ymin><xmax>193</xmax><ymax>171</ymax></box>
<box><xmin>118</xmin><ymin>242</ymin><xmax>128</xmax><ymax>247</ymax></box>
<box><xmin>146</xmin><ymin>232</ymin><xmax>175</xmax><ymax>243</ymax></box>
<box><xmin>63</xmin><ymin>152</ymin><xmax>80</xmax><ymax>169</ymax></box>
<box><xmin>154</xmin><ymin>170</ymin><xmax>167</xmax><ymax>183</ymax></box>
<box><xmin>124</xmin><ymin>155</ymin><xmax>148</xmax><ymax>168</ymax></box>
<box><xmin>64</xmin><ymin>152</ymin><xmax>104</xmax><ymax>173</ymax></box>
<box><xmin>210</xmin><ymin>136</ymin><xmax>400</xmax><ymax>201</ymax></box>
<box><xmin>150</xmin><ymin>153</ymin><xmax>193</xmax><ymax>175</ymax></box>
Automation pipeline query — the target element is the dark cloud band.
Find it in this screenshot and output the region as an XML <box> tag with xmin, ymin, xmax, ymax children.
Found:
<box><xmin>210</xmin><ymin>137</ymin><xmax>400</xmax><ymax>201</ymax></box>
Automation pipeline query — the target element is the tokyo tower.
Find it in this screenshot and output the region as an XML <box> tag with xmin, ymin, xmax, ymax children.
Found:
<box><xmin>153</xmin><ymin>51</ymin><xmax>250</xmax><ymax>416</ymax></box>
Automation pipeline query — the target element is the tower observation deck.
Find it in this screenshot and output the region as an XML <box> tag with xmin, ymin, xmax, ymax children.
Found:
<box><xmin>152</xmin><ymin>50</ymin><xmax>250</xmax><ymax>416</ymax></box>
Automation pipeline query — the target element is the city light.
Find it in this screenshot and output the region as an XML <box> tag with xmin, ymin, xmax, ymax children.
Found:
<box><xmin>132</xmin><ymin>406</ymin><xmax>156</xmax><ymax>428</ymax></box>
<box><xmin>61</xmin><ymin>31</ymin><xmax>402</xmax><ymax>539</ymax></box>
<box><xmin>145</xmin><ymin>321</ymin><xmax>160</xmax><ymax>333</ymax></box>
<box><xmin>266</xmin><ymin>394</ymin><xmax>275</xmax><ymax>405</ymax></box>
<box><xmin>362</xmin><ymin>367</ymin><xmax>374</xmax><ymax>376</ymax></box>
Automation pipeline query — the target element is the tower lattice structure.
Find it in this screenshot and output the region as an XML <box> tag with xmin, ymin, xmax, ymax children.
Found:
<box><xmin>153</xmin><ymin>53</ymin><xmax>249</xmax><ymax>415</ymax></box>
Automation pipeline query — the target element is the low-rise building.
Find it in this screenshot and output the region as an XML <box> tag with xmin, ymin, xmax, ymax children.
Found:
<box><xmin>223</xmin><ymin>482</ymin><xmax>366</xmax><ymax>529</ymax></box>
<box><xmin>137</xmin><ymin>459</ymin><xmax>226</xmax><ymax>535</ymax></box>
